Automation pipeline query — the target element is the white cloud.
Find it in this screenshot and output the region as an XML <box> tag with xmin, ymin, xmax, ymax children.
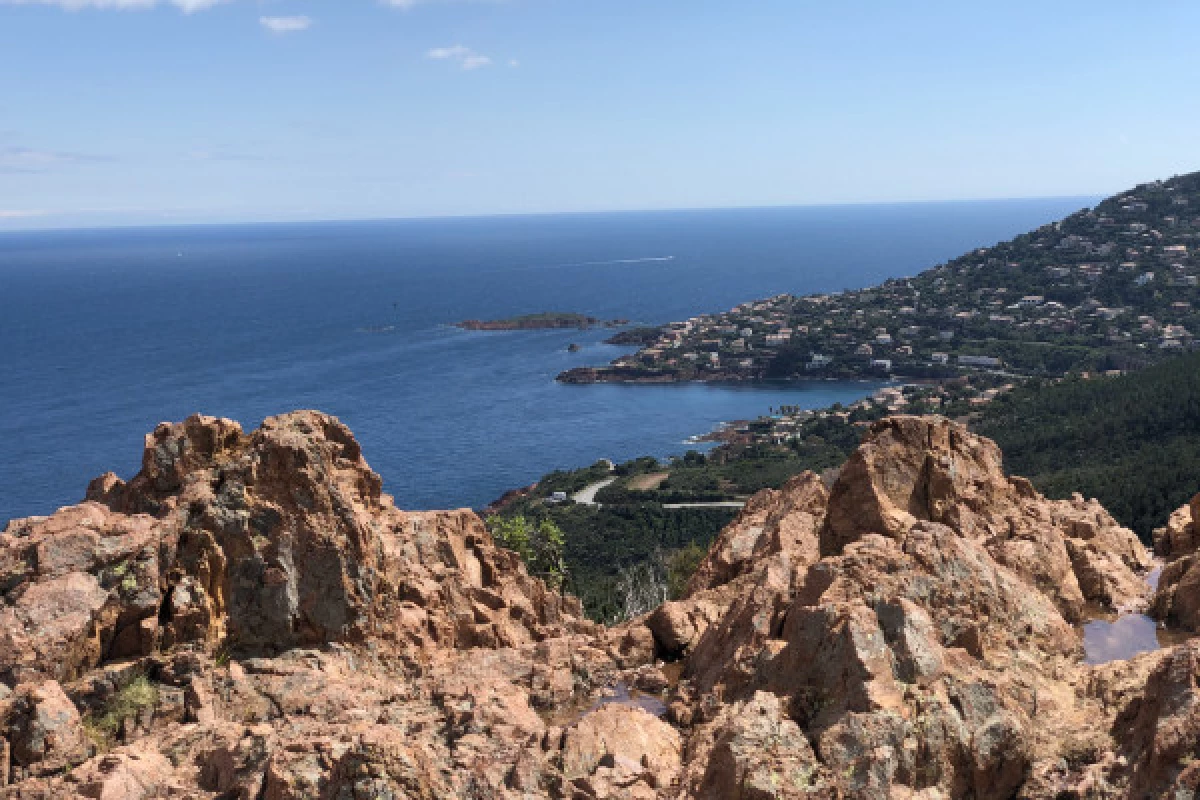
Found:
<box><xmin>0</xmin><ymin>0</ymin><xmax>227</xmax><ymax>11</ymax></box>
<box><xmin>260</xmin><ymin>15</ymin><xmax>311</xmax><ymax>33</ymax></box>
<box><xmin>0</xmin><ymin>146</ymin><xmax>109</xmax><ymax>172</ymax></box>
<box><xmin>170</xmin><ymin>0</ymin><xmax>224</xmax><ymax>11</ymax></box>
<box><xmin>427</xmin><ymin>44</ymin><xmax>493</xmax><ymax>71</ymax></box>
<box><xmin>0</xmin><ymin>210</ymin><xmax>46</xmax><ymax>219</ymax></box>
<box><xmin>383</xmin><ymin>0</ymin><xmax>505</xmax><ymax>8</ymax></box>
<box><xmin>427</xmin><ymin>45</ymin><xmax>471</xmax><ymax>60</ymax></box>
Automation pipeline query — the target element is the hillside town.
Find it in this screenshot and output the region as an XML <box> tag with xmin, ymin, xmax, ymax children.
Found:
<box><xmin>560</xmin><ymin>173</ymin><xmax>1200</xmax><ymax>383</ymax></box>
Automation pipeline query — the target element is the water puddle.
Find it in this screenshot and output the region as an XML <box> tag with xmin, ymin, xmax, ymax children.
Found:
<box><xmin>542</xmin><ymin>680</ymin><xmax>669</xmax><ymax>727</ymax></box>
<box><xmin>589</xmin><ymin>682</ymin><xmax>669</xmax><ymax>718</ymax></box>
<box><xmin>1147</xmin><ymin>566</ymin><xmax>1163</xmax><ymax>591</ymax></box>
<box><xmin>1082</xmin><ymin>566</ymin><xmax>1187</xmax><ymax>665</ymax></box>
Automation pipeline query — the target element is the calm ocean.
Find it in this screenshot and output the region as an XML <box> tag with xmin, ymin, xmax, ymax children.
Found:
<box><xmin>0</xmin><ymin>199</ymin><xmax>1089</xmax><ymax>522</ymax></box>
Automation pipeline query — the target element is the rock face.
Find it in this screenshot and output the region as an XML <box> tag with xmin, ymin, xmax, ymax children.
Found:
<box><xmin>1152</xmin><ymin>493</ymin><xmax>1200</xmax><ymax>630</ymax></box>
<box><xmin>2</xmin><ymin>411</ymin><xmax>1199</xmax><ymax>798</ymax></box>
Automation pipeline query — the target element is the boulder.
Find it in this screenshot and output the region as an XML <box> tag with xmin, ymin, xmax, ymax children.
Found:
<box><xmin>646</xmin><ymin>601</ymin><xmax>698</xmax><ymax>657</ymax></box>
<box><xmin>5</xmin><ymin>680</ymin><xmax>91</xmax><ymax>779</ymax></box>
<box><xmin>561</xmin><ymin>705</ymin><xmax>681</xmax><ymax>792</ymax></box>
<box><xmin>691</xmin><ymin>692</ymin><xmax>831</xmax><ymax>799</ymax></box>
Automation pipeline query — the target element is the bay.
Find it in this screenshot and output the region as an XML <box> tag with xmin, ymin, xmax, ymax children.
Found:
<box><xmin>0</xmin><ymin>198</ymin><xmax>1091</xmax><ymax>522</ymax></box>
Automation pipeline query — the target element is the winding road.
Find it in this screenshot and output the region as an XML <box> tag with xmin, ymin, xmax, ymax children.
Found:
<box><xmin>571</xmin><ymin>477</ymin><xmax>617</xmax><ymax>505</ymax></box>
<box><xmin>571</xmin><ymin>477</ymin><xmax>746</xmax><ymax>510</ymax></box>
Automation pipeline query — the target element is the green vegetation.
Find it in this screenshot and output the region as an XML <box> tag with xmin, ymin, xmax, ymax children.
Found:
<box><xmin>537</xmin><ymin>460</ymin><xmax>615</xmax><ymax>496</ymax></box>
<box><xmin>562</xmin><ymin>171</ymin><xmax>1200</xmax><ymax>385</ymax></box>
<box><xmin>667</xmin><ymin>542</ymin><xmax>708</xmax><ymax>600</ymax></box>
<box><xmin>604</xmin><ymin>326</ymin><xmax>663</xmax><ymax>346</ymax></box>
<box><xmin>489</xmin><ymin>499</ymin><xmax>735</xmax><ymax>622</ymax></box>
<box><xmin>487</xmin><ymin>514</ymin><xmax>568</xmax><ymax>590</ymax></box>
<box><xmin>459</xmin><ymin>312</ymin><xmax>622</xmax><ymax>330</ymax></box>
<box><xmin>83</xmin><ymin>673</ymin><xmax>159</xmax><ymax>750</ymax></box>
<box><xmin>499</xmin><ymin>352</ymin><xmax>1200</xmax><ymax>621</ymax></box>
<box><xmin>975</xmin><ymin>351</ymin><xmax>1200</xmax><ymax>539</ymax></box>
<box><xmin>511</xmin><ymin>173</ymin><xmax>1200</xmax><ymax>618</ymax></box>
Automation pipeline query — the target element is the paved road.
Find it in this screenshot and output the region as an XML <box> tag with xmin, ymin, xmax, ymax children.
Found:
<box><xmin>662</xmin><ymin>501</ymin><xmax>746</xmax><ymax>509</ymax></box>
<box><xmin>571</xmin><ymin>477</ymin><xmax>617</xmax><ymax>506</ymax></box>
<box><xmin>572</xmin><ymin>477</ymin><xmax>746</xmax><ymax>510</ymax></box>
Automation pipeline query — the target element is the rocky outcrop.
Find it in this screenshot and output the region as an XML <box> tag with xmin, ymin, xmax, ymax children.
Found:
<box><xmin>819</xmin><ymin>416</ymin><xmax>1151</xmax><ymax>621</ymax></box>
<box><xmin>654</xmin><ymin>416</ymin><xmax>1172</xmax><ymax>799</ymax></box>
<box><xmin>2</xmin><ymin>412</ymin><xmax>594</xmax><ymax>687</ymax></box>
<box><xmin>0</xmin><ymin>411</ymin><xmax>630</xmax><ymax>795</ymax></box>
<box><xmin>1152</xmin><ymin>494</ymin><xmax>1200</xmax><ymax>631</ymax></box>
<box><xmin>2</xmin><ymin>411</ymin><xmax>1197</xmax><ymax>798</ymax></box>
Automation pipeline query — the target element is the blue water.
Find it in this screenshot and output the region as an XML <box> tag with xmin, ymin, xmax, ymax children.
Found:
<box><xmin>0</xmin><ymin>199</ymin><xmax>1091</xmax><ymax>522</ymax></box>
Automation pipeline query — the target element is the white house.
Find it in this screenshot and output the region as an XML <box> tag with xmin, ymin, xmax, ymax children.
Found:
<box><xmin>807</xmin><ymin>354</ymin><xmax>833</xmax><ymax>370</ymax></box>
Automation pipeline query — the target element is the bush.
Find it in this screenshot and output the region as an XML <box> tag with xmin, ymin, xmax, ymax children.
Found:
<box><xmin>83</xmin><ymin>673</ymin><xmax>159</xmax><ymax>750</ymax></box>
<box><xmin>487</xmin><ymin>514</ymin><xmax>568</xmax><ymax>590</ymax></box>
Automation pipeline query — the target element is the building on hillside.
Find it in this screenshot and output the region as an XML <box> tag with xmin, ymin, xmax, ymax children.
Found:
<box><xmin>807</xmin><ymin>354</ymin><xmax>833</xmax><ymax>370</ymax></box>
<box><xmin>958</xmin><ymin>355</ymin><xmax>1003</xmax><ymax>368</ymax></box>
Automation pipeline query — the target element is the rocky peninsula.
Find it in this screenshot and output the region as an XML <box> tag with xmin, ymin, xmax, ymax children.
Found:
<box><xmin>4</xmin><ymin>410</ymin><xmax>1200</xmax><ymax>797</ymax></box>
<box><xmin>457</xmin><ymin>312</ymin><xmax>629</xmax><ymax>331</ymax></box>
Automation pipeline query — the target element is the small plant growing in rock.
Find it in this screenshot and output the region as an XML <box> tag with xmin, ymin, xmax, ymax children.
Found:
<box><xmin>213</xmin><ymin>639</ymin><xmax>234</xmax><ymax>668</ymax></box>
<box><xmin>83</xmin><ymin>673</ymin><xmax>160</xmax><ymax>751</ymax></box>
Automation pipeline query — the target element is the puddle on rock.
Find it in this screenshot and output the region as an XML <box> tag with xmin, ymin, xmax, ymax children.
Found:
<box><xmin>542</xmin><ymin>681</ymin><xmax>669</xmax><ymax>727</ymax></box>
<box><xmin>590</xmin><ymin>682</ymin><xmax>669</xmax><ymax>718</ymax></box>
<box><xmin>1083</xmin><ymin>614</ymin><xmax>1177</xmax><ymax>665</ymax></box>
<box><xmin>1082</xmin><ymin>564</ymin><xmax>1186</xmax><ymax>665</ymax></box>
<box><xmin>1146</xmin><ymin>566</ymin><xmax>1163</xmax><ymax>591</ymax></box>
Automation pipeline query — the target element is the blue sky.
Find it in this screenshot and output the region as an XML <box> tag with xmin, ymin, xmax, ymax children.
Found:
<box><xmin>1</xmin><ymin>0</ymin><xmax>1198</xmax><ymax>229</ymax></box>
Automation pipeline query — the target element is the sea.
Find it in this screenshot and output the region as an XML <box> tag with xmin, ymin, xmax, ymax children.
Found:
<box><xmin>0</xmin><ymin>199</ymin><xmax>1092</xmax><ymax>523</ymax></box>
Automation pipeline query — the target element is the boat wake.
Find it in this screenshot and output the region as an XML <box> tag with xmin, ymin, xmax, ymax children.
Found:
<box><xmin>478</xmin><ymin>256</ymin><xmax>676</xmax><ymax>275</ymax></box>
<box><xmin>565</xmin><ymin>256</ymin><xmax>676</xmax><ymax>267</ymax></box>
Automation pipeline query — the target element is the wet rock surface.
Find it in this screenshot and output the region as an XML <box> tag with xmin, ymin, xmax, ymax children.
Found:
<box><xmin>2</xmin><ymin>412</ymin><xmax>1199</xmax><ymax>797</ymax></box>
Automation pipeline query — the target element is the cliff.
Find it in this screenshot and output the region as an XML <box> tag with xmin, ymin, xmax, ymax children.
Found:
<box><xmin>2</xmin><ymin>411</ymin><xmax>1199</xmax><ymax>798</ymax></box>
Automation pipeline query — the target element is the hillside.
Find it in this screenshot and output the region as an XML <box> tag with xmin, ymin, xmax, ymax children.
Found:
<box><xmin>561</xmin><ymin>171</ymin><xmax>1200</xmax><ymax>383</ymax></box>
<box><xmin>976</xmin><ymin>350</ymin><xmax>1200</xmax><ymax>538</ymax></box>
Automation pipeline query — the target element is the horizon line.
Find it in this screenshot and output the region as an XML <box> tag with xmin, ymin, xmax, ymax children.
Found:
<box><xmin>0</xmin><ymin>193</ymin><xmax>1105</xmax><ymax>236</ymax></box>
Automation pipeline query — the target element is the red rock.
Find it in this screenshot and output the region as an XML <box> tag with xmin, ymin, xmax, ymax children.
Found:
<box><xmin>0</xmin><ymin>411</ymin><xmax>1184</xmax><ymax>798</ymax></box>
<box><xmin>5</xmin><ymin>680</ymin><xmax>91</xmax><ymax>779</ymax></box>
<box><xmin>561</xmin><ymin>704</ymin><xmax>681</xmax><ymax>792</ymax></box>
<box><xmin>73</xmin><ymin>751</ymin><xmax>174</xmax><ymax>800</ymax></box>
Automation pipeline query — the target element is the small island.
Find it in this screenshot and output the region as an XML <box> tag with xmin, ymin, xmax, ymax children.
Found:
<box><xmin>456</xmin><ymin>312</ymin><xmax>629</xmax><ymax>331</ymax></box>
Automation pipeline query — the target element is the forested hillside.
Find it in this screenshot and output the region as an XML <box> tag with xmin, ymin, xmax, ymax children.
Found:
<box><xmin>976</xmin><ymin>352</ymin><xmax>1200</xmax><ymax>538</ymax></box>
